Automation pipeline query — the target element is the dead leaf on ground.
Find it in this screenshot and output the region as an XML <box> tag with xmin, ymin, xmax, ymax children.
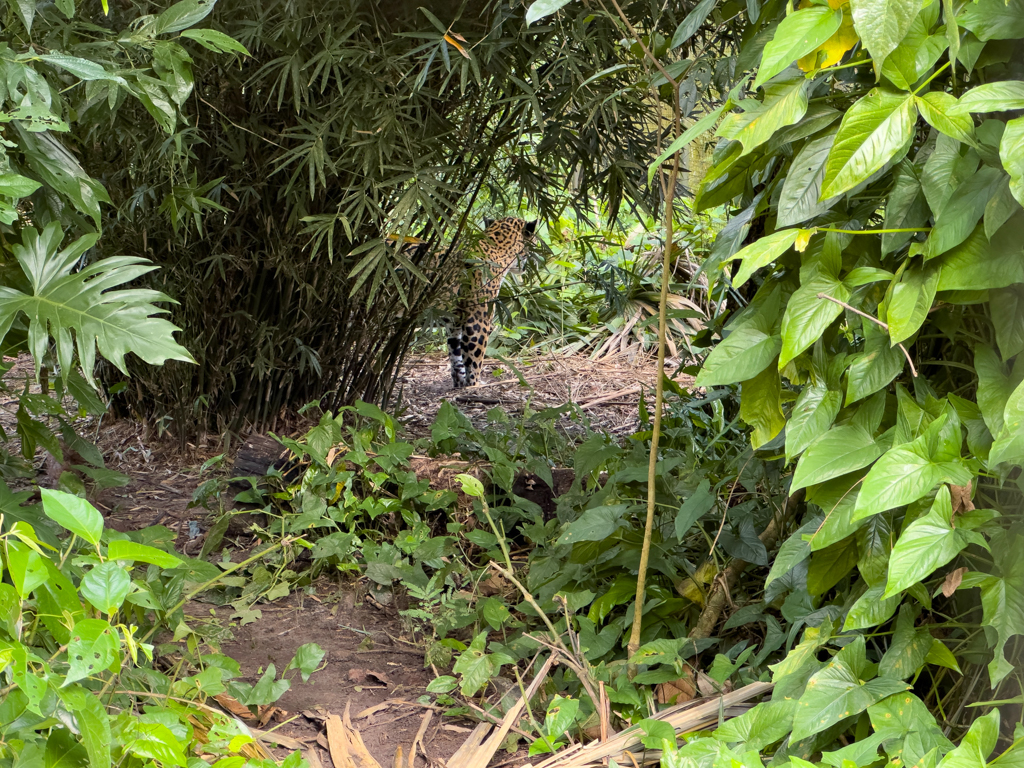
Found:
<box><xmin>348</xmin><ymin>668</ymin><xmax>392</xmax><ymax>686</ymax></box>
<box><xmin>656</xmin><ymin>672</ymin><xmax>696</xmax><ymax>705</ymax></box>
<box><xmin>942</xmin><ymin>566</ymin><xmax>969</xmax><ymax>597</ymax></box>
<box><xmin>478</xmin><ymin>574</ymin><xmax>509</xmax><ymax>596</ymax></box>
<box><xmin>213</xmin><ymin>692</ymin><xmax>256</xmax><ymax>722</ymax></box>
<box><xmin>327</xmin><ymin>711</ymin><xmax>384</xmax><ymax>768</ymax></box>
<box><xmin>696</xmin><ymin>671</ymin><xmax>729</xmax><ymax>698</ymax></box>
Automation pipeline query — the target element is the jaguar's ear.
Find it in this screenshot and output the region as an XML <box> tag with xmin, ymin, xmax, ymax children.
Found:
<box><xmin>484</xmin><ymin>218</ymin><xmax>494</xmax><ymax>229</ymax></box>
<box><xmin>524</xmin><ymin>220</ymin><xmax>538</xmax><ymax>236</ymax></box>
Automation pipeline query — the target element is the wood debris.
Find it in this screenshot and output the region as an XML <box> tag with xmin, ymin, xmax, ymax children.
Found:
<box><xmin>531</xmin><ymin>681</ymin><xmax>774</xmax><ymax>768</ymax></box>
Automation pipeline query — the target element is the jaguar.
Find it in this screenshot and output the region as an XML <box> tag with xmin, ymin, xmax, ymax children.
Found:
<box><xmin>444</xmin><ymin>217</ymin><xmax>537</xmax><ymax>388</ymax></box>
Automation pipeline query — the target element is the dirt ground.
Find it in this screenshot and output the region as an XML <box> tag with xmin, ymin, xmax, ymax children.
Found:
<box><xmin>2</xmin><ymin>349</ymin><xmax>682</xmax><ymax>768</ymax></box>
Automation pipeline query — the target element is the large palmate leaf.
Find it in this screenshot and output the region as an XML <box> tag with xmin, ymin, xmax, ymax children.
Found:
<box><xmin>0</xmin><ymin>223</ymin><xmax>193</xmax><ymax>385</ymax></box>
<box><xmin>821</xmin><ymin>89</ymin><xmax>917</xmax><ymax>198</ymax></box>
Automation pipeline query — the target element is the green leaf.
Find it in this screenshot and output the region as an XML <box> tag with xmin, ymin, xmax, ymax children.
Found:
<box><xmin>246</xmin><ymin>664</ymin><xmax>289</xmax><ymax>705</ymax></box>
<box><xmin>924</xmin><ymin>167</ymin><xmax>1004</xmax><ymax>260</ymax></box>
<box><xmin>853</xmin><ymin>411</ymin><xmax>972</xmax><ymax>519</ymax></box>
<box><xmin>765</xmin><ymin>516</ymin><xmax>823</xmax><ymax>589</ymax></box>
<box><xmin>850</xmin><ymin>0</ymin><xmax>923</xmax><ymax>72</ymax></box>
<box><xmin>676</xmin><ymin>479</ymin><xmax>715</xmax><ymax>540</ymax></box>
<box><xmin>180</xmin><ymin>28</ymin><xmax>251</xmax><ymax>55</ymax></box>
<box><xmin>106</xmin><ymin>540</ymin><xmax>183</xmax><ymax>568</ymax></box>
<box><xmin>793</xmin><ymin>425</ymin><xmax>882</xmax><ymax>492</ymax></box>
<box><xmin>740</xmin><ymin>360</ymin><xmax>786</xmax><ymax>448</ymax></box>
<box><xmin>544</xmin><ymin>696</ymin><xmax>580</xmax><ymax>740</ymax></box>
<box><xmin>915</xmin><ymin>92</ymin><xmax>975</xmax><ymax>146</ymax></box>
<box><xmin>884</xmin><ymin>486</ymin><xmax>984</xmax><ymax>597</ymax></box>
<box><xmin>754</xmin><ymin>6</ymin><xmax>844</xmax><ymax>89</ymax></box>
<box><xmin>284</xmin><ymin>643</ymin><xmax>325</xmax><ymax>682</ymax></box>
<box><xmin>80</xmin><ymin>562</ymin><xmax>131</xmax><ymax>615</ymax></box>
<box><xmin>481</xmin><ymin>596</ymin><xmax>512</xmax><ymax>629</ymax></box>
<box><xmin>923</xmin><ymin>135</ymin><xmax>979</xmax><ymax>216</ymax></box>
<box><xmin>455</xmin><ymin>473</ymin><xmax>485</xmax><ymax>498</ymax></box>
<box><xmin>780</xmin><ymin>272</ymin><xmax>850</xmax><ymax>366</ymax></box>
<box><xmin>426</xmin><ymin>675</ymin><xmax>458</xmax><ymax>693</ymax></box>
<box><xmin>60</xmin><ymin>685</ymin><xmax>111</xmax><ymax>768</ymax></box>
<box><xmin>453</xmin><ymin>632</ymin><xmax>503</xmax><ymax>697</ymax></box>
<box><xmin>985</xmin><ymin>177</ymin><xmax>1019</xmax><ymax>240</ymax></box>
<box><xmin>557</xmin><ymin>504</ymin><xmax>627</xmax><ymax>544</ymax></box>
<box><xmin>924</xmin><ymin>639</ymin><xmax>961</xmax><ymax>673</ymax></box>
<box><xmin>66</xmin><ymin>618</ymin><xmax>119</xmax><ymax>685</ymax></box>
<box><xmin>778</xmin><ymin>130</ymin><xmax>841</xmax><ymax>227</ymax></box>
<box><xmin>727</xmin><ymin>229</ymin><xmax>802</xmax><ymax>288</ymax></box>
<box><xmin>5</xmin><ymin>540</ymin><xmax>49</xmax><ymax>598</ymax></box>
<box><xmin>846</xmin><ymin>321</ymin><xmax>905</xmax><ymax>404</ymax></box>
<box><xmin>807</xmin><ymin>537</ymin><xmax>859</xmax><ymax>594</ymax></box>
<box><xmin>879</xmin><ymin>605</ymin><xmax>933</xmax><ymax>678</ymax></box>
<box><xmin>958</xmin><ymin>0</ymin><xmax>1024</xmax><ymax>41</ymax></box>
<box><xmin>937</xmin><ymin>710</ymin><xmax>1000</xmax><ymax>768</ymax></box>
<box><xmin>0</xmin><ymin>173</ymin><xmax>42</xmax><ymax>198</ymax></box>
<box><xmin>881</xmin><ymin>11</ymin><xmax>948</xmax><ymax>90</ymax></box>
<box><xmin>121</xmin><ymin>721</ymin><xmax>187</xmax><ymax>767</ymax></box>
<box><xmin>989</xmin><ymin>378</ymin><xmax>1024</xmax><ymax>467</ymax></box>
<box><xmin>0</xmin><ymin>223</ymin><xmax>194</xmax><ymax>387</ymax></box>
<box><xmin>844</xmin><ymin>583</ymin><xmax>902</xmax><ymax>629</ymax></box>
<box><xmin>721</xmin><ymin>78</ymin><xmax>810</xmax><ymax>157</ymax></box>
<box><xmin>792</xmin><ymin>637</ymin><xmax>909</xmax><ymax>742</ymax></box>
<box><xmin>44</xmin><ymin>727</ymin><xmax>90</xmax><ymax>768</ymax></box>
<box><xmin>714</xmin><ymin>699</ymin><xmax>798</xmax><ymax>750</ymax></box>
<box><xmin>1001</xmin><ymin>117</ymin><xmax>1024</xmax><ymax>208</ymax></box>
<box><xmin>937</xmin><ymin>217</ymin><xmax>1024</xmax><ymax>292</ymax></box>
<box><xmin>787</xmin><ymin>383</ymin><xmax>843</xmax><ymax>460</ymax></box>
<box><xmin>887</xmin><ymin>260</ymin><xmax>940</xmax><ymax>344</ymax></box>
<box><xmin>526</xmin><ymin>0</ymin><xmax>573</xmax><ymax>24</ymax></box>
<box><xmin>882</xmin><ymin>161</ymin><xmax>928</xmax><ymax>256</ymax></box>
<box><xmin>40</xmin><ymin>54</ymin><xmax>128</xmax><ymax>85</ymax></box>
<box><xmin>957</xmin><ymin>82</ymin><xmax>1024</xmax><ymax>113</ymax></box>
<box><xmin>649</xmin><ymin>105</ymin><xmax>727</xmax><ymax>185</ymax></box>
<box><xmin>822</xmin><ymin>89</ymin><xmax>917</xmax><ymax>199</ymax></box>
<box><xmin>40</xmin><ymin>489</ymin><xmax>103</xmax><ymax>546</ymax></box>
<box><xmin>153</xmin><ymin>0</ymin><xmax>216</xmax><ymax>35</ymax></box>
<box><xmin>696</xmin><ymin>317</ymin><xmax>781</xmax><ymax>386</ymax></box>
<box><xmin>970</xmin><ymin>532</ymin><xmax>1024</xmax><ymax>685</ymax></box>
<box><xmin>974</xmin><ymin>345</ymin><xmax>1021</xmax><ymax>436</ymax></box>
<box><xmin>671</xmin><ymin>0</ymin><xmax>719</xmax><ymax>49</ymax></box>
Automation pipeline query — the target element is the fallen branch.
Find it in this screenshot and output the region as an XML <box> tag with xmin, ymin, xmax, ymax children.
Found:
<box><xmin>532</xmin><ymin>681</ymin><xmax>774</xmax><ymax>768</ymax></box>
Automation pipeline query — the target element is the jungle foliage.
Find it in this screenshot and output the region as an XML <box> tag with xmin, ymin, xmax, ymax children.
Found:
<box><xmin>543</xmin><ymin>0</ymin><xmax>1022</xmax><ymax>759</ymax></box>
<box><xmin>84</xmin><ymin>0</ymin><xmax>738</xmax><ymax>439</ymax></box>
<box><xmin>0</xmin><ymin>2</ymin><xmax>316</xmax><ymax>765</ymax></box>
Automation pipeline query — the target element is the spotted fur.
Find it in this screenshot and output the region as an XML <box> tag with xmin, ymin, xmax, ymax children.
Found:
<box><xmin>446</xmin><ymin>217</ymin><xmax>537</xmax><ymax>388</ymax></box>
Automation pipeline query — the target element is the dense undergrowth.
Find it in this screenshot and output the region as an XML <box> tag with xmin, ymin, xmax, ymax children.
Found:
<box><xmin>200</xmin><ymin>378</ymin><xmax>1021</xmax><ymax>763</ymax></box>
